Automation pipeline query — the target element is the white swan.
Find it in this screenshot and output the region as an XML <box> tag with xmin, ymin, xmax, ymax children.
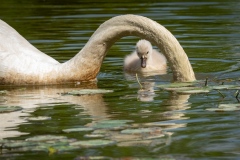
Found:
<box><xmin>124</xmin><ymin>39</ymin><xmax>167</xmax><ymax>73</ymax></box>
<box><xmin>0</xmin><ymin>15</ymin><xmax>195</xmax><ymax>85</ymax></box>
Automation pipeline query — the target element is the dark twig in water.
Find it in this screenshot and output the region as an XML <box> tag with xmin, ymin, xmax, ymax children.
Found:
<box><xmin>217</xmin><ymin>90</ymin><xmax>225</xmax><ymax>98</ymax></box>
<box><xmin>235</xmin><ymin>90</ymin><xmax>240</xmax><ymax>102</ymax></box>
<box><xmin>204</xmin><ymin>77</ymin><xmax>208</xmax><ymax>86</ymax></box>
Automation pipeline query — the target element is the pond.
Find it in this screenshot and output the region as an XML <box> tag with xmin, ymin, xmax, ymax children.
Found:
<box><xmin>0</xmin><ymin>0</ymin><xmax>240</xmax><ymax>159</ymax></box>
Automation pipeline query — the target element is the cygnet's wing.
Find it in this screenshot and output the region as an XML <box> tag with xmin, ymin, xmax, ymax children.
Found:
<box><xmin>152</xmin><ymin>49</ymin><xmax>167</xmax><ymax>65</ymax></box>
<box><xmin>123</xmin><ymin>51</ymin><xmax>141</xmax><ymax>71</ymax></box>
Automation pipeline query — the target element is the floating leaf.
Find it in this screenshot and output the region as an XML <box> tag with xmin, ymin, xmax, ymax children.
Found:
<box><xmin>0</xmin><ymin>90</ymin><xmax>8</xmax><ymax>95</ymax></box>
<box><xmin>218</xmin><ymin>104</ymin><xmax>240</xmax><ymax>108</ymax></box>
<box><xmin>145</xmin><ymin>134</ymin><xmax>165</xmax><ymax>140</ymax></box>
<box><xmin>157</xmin><ymin>81</ymin><xmax>211</xmax><ymax>94</ymax></box>
<box><xmin>28</xmin><ymin>116</ymin><xmax>51</xmax><ymax>121</ymax></box>
<box><xmin>62</xmin><ymin>89</ymin><xmax>113</xmax><ymax>96</ymax></box>
<box><xmin>84</xmin><ymin>134</ymin><xmax>105</xmax><ymax>138</ymax></box>
<box><xmin>48</xmin><ymin>145</ymin><xmax>79</xmax><ymax>152</ymax></box>
<box><xmin>90</xmin><ymin>120</ymin><xmax>132</xmax><ymax>130</ymax></box>
<box><xmin>63</xmin><ymin>127</ymin><xmax>94</xmax><ymax>133</ymax></box>
<box><xmin>97</xmin><ymin>120</ymin><xmax>133</xmax><ymax>124</ymax></box>
<box><xmin>121</xmin><ymin>128</ymin><xmax>153</xmax><ymax>134</ymax></box>
<box><xmin>26</xmin><ymin>135</ymin><xmax>67</xmax><ymax>142</ymax></box>
<box><xmin>91</xmin><ymin>123</ymin><xmax>126</xmax><ymax>130</ymax></box>
<box><xmin>176</xmin><ymin>88</ymin><xmax>210</xmax><ymax>94</ymax></box>
<box><xmin>74</xmin><ymin>156</ymin><xmax>111</xmax><ymax>159</ymax></box>
<box><xmin>20</xmin><ymin>145</ymin><xmax>49</xmax><ymax>152</ymax></box>
<box><xmin>0</xmin><ymin>106</ymin><xmax>22</xmax><ymax>113</ymax></box>
<box><xmin>1</xmin><ymin>136</ymin><xmax>81</xmax><ymax>154</ymax></box>
<box><xmin>206</xmin><ymin>104</ymin><xmax>240</xmax><ymax>112</ymax></box>
<box><xmin>157</xmin><ymin>82</ymin><xmax>195</xmax><ymax>89</ymax></box>
<box><xmin>145</xmin><ymin>122</ymin><xmax>178</xmax><ymax>127</ymax></box>
<box><xmin>91</xmin><ymin>130</ymin><xmax>108</xmax><ymax>137</ymax></box>
<box><xmin>163</xmin><ymin>86</ymin><xmax>198</xmax><ymax>91</ymax></box>
<box><xmin>210</xmin><ymin>85</ymin><xmax>240</xmax><ymax>90</ymax></box>
<box><xmin>206</xmin><ymin>108</ymin><xmax>240</xmax><ymax>112</ymax></box>
<box><xmin>70</xmin><ymin>139</ymin><xmax>115</xmax><ymax>148</ymax></box>
<box><xmin>3</xmin><ymin>140</ymin><xmax>38</xmax><ymax>149</ymax></box>
<box><xmin>117</xmin><ymin>140</ymin><xmax>152</xmax><ymax>147</ymax></box>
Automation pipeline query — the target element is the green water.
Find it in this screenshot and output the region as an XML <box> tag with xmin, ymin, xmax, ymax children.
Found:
<box><xmin>0</xmin><ymin>0</ymin><xmax>240</xmax><ymax>159</ymax></box>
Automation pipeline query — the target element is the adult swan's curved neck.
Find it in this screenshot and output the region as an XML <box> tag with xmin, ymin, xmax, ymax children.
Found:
<box><xmin>63</xmin><ymin>15</ymin><xmax>195</xmax><ymax>82</ymax></box>
<box><xmin>1</xmin><ymin>15</ymin><xmax>195</xmax><ymax>84</ymax></box>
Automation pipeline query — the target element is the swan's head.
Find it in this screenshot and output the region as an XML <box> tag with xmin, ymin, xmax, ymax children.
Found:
<box><xmin>136</xmin><ymin>40</ymin><xmax>152</xmax><ymax>68</ymax></box>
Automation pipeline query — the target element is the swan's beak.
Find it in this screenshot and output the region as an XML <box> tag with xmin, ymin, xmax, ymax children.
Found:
<box><xmin>141</xmin><ymin>57</ymin><xmax>147</xmax><ymax>68</ymax></box>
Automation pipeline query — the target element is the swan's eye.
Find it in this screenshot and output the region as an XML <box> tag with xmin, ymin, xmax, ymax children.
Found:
<box><xmin>147</xmin><ymin>51</ymin><xmax>149</xmax><ymax>54</ymax></box>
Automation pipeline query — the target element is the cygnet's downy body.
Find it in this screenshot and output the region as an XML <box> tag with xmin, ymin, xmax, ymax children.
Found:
<box><xmin>124</xmin><ymin>40</ymin><xmax>167</xmax><ymax>74</ymax></box>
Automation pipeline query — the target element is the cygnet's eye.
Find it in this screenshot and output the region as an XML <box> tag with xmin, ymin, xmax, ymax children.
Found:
<box><xmin>147</xmin><ymin>51</ymin><xmax>149</xmax><ymax>54</ymax></box>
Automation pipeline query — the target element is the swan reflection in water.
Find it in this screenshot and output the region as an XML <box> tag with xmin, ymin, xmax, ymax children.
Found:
<box><xmin>0</xmin><ymin>82</ymin><xmax>190</xmax><ymax>148</ymax></box>
<box><xmin>0</xmin><ymin>83</ymin><xmax>108</xmax><ymax>139</ymax></box>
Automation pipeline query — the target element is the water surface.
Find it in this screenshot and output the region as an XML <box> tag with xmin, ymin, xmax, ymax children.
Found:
<box><xmin>0</xmin><ymin>0</ymin><xmax>240</xmax><ymax>159</ymax></box>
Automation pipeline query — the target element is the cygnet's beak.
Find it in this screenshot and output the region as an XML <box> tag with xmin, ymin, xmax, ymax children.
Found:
<box><xmin>141</xmin><ymin>57</ymin><xmax>147</xmax><ymax>68</ymax></box>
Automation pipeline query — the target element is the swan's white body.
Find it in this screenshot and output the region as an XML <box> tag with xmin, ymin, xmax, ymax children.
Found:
<box><xmin>0</xmin><ymin>21</ymin><xmax>60</xmax><ymax>84</ymax></box>
<box><xmin>0</xmin><ymin>15</ymin><xmax>195</xmax><ymax>85</ymax></box>
<box><xmin>124</xmin><ymin>40</ymin><xmax>166</xmax><ymax>73</ymax></box>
